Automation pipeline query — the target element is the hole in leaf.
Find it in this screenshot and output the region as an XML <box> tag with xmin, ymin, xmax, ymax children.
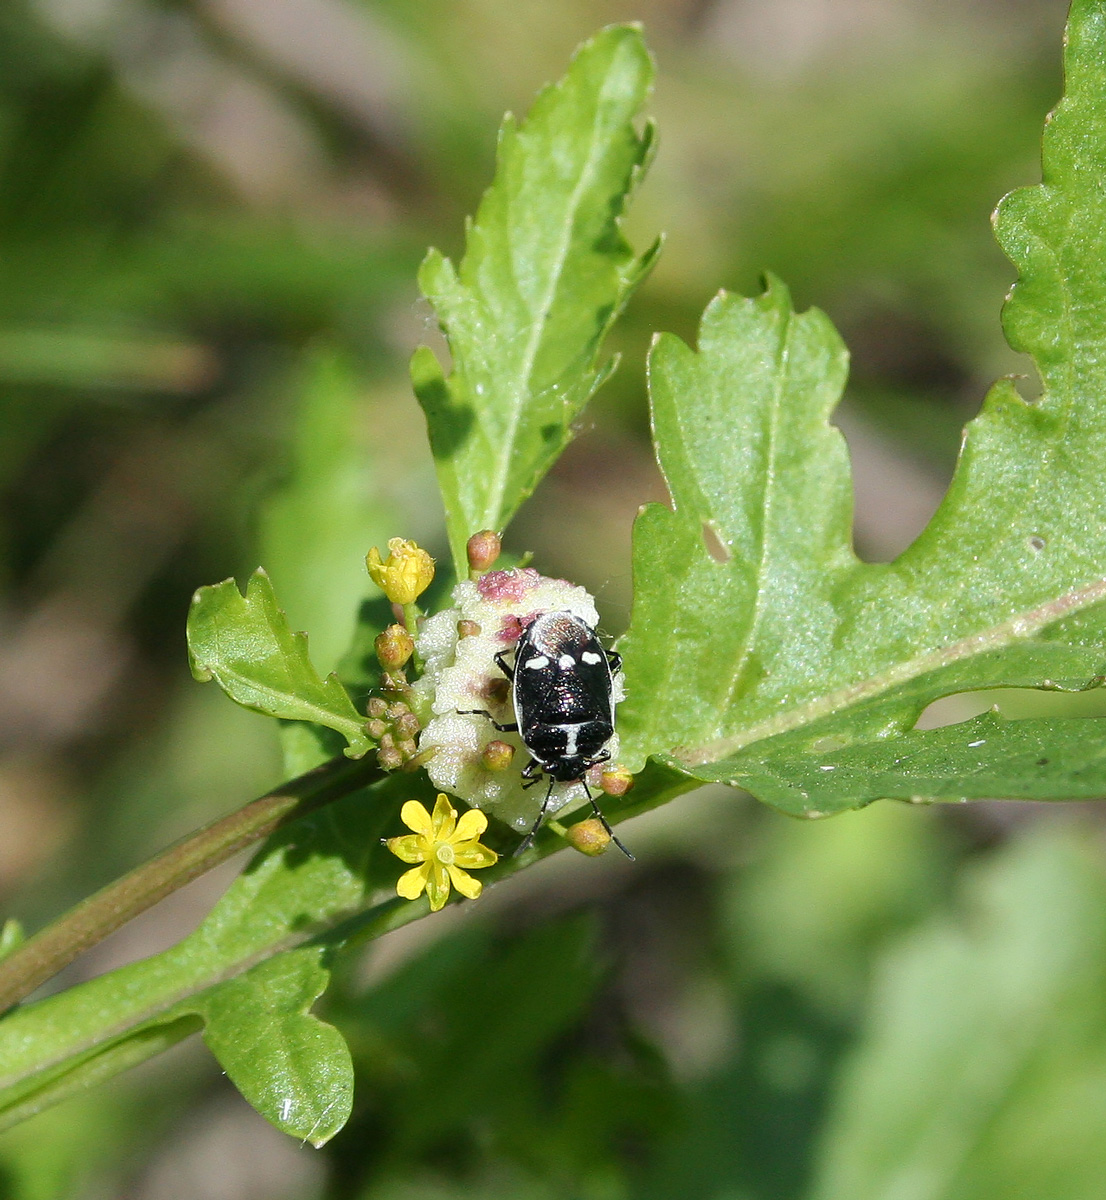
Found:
<box><xmin>1028</xmin><ymin>535</ymin><xmax>1046</xmax><ymax>552</ymax></box>
<box><xmin>916</xmin><ymin>683</ymin><xmax>1106</xmax><ymax>729</ymax></box>
<box><xmin>701</xmin><ymin>522</ymin><xmax>730</xmax><ymax>564</ymax></box>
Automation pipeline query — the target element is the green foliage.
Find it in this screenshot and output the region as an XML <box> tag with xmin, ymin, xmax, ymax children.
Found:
<box><xmin>8</xmin><ymin>0</ymin><xmax>1106</xmax><ymax>1187</ymax></box>
<box><xmin>0</xmin><ymin>921</ymin><xmax>22</xmax><ymax>963</ymax></box>
<box><xmin>187</xmin><ymin>569</ymin><xmax>372</xmax><ymax>759</ymax></box>
<box><xmin>198</xmin><ymin>949</ymin><xmax>353</xmax><ymax>1146</ymax></box>
<box><xmin>260</xmin><ymin>349</ymin><xmax>398</xmax><ymax>676</ymax></box>
<box><xmin>412</xmin><ymin>25</ymin><xmax>659</xmax><ymax>574</ymax></box>
<box><xmin>809</xmin><ymin>827</ymin><xmax>1106</xmax><ymax>1200</ymax></box>
<box><xmin>619</xmin><ymin>0</ymin><xmax>1106</xmax><ymax>815</ymax></box>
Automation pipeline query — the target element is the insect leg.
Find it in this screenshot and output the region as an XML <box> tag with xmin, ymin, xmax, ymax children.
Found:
<box><xmin>583</xmin><ymin>781</ymin><xmax>634</xmax><ymax>861</ymax></box>
<box><xmin>606</xmin><ymin>649</ymin><xmax>623</xmax><ymax>674</ymax></box>
<box><xmin>493</xmin><ymin>650</ymin><xmax>516</xmax><ymax>681</ymax></box>
<box><xmin>457</xmin><ymin>709</ymin><xmax>519</xmax><ymax>733</ymax></box>
<box><xmin>515</xmin><ymin>778</ymin><xmax>556</xmax><ymax>856</ymax></box>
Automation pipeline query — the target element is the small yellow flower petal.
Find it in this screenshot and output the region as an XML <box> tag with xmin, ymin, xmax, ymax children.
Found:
<box><xmin>386</xmin><ymin>834</ymin><xmax>427</xmax><ymax>864</ymax></box>
<box><xmin>388</xmin><ymin>794</ymin><xmax>497</xmax><ymax>909</ymax></box>
<box><xmin>366</xmin><ymin>538</ymin><xmax>434</xmax><ymax>605</ymax></box>
<box><xmin>447</xmin><ymin>864</ymin><xmax>482</xmax><ymax>899</ymax></box>
<box><xmin>431</xmin><ymin>793</ymin><xmax>457</xmax><ymax>840</ymax></box>
<box><xmin>452</xmin><ymin>808</ymin><xmax>488</xmax><ymax>843</ymax></box>
<box><xmin>425</xmin><ymin>861</ymin><xmax>451</xmax><ymax>911</ymax></box>
<box><xmin>396</xmin><ymin>863</ymin><xmax>430</xmax><ymax>900</ymax></box>
<box><xmin>452</xmin><ymin>843</ymin><xmax>498</xmax><ymax>869</ymax></box>
<box><xmin>400</xmin><ymin>800</ymin><xmax>433</xmax><ymax>837</ymax></box>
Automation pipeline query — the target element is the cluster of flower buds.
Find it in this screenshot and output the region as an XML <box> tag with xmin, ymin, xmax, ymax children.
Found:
<box><xmin>366</xmin><ymin>696</ymin><xmax>426</xmax><ymax>771</ymax></box>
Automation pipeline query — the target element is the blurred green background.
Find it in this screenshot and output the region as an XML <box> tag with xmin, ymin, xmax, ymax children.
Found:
<box><xmin>4</xmin><ymin>1</ymin><xmax>1106</xmax><ymax>1197</ymax></box>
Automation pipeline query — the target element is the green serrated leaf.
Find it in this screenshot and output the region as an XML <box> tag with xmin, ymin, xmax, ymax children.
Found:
<box><xmin>619</xmin><ymin>0</ymin><xmax>1106</xmax><ymax>816</ymax></box>
<box><xmin>187</xmin><ymin>569</ymin><xmax>372</xmax><ymax>758</ymax></box>
<box><xmin>198</xmin><ymin>948</ymin><xmax>352</xmax><ymax>1146</ymax></box>
<box><xmin>689</xmin><ymin>710</ymin><xmax>1106</xmax><ymax>817</ymax></box>
<box><xmin>617</xmin><ymin>276</ymin><xmax>854</xmax><ymax>773</ymax></box>
<box><xmin>414</xmin><ymin>24</ymin><xmax>660</xmax><ymax>573</ymax></box>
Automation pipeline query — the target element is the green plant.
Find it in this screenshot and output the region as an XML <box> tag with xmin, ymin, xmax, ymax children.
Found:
<box><xmin>2</xmin><ymin>1</ymin><xmax>1106</xmax><ymax>1159</ymax></box>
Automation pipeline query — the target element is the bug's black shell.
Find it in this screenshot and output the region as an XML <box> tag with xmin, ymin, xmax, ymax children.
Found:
<box><xmin>510</xmin><ymin>612</ymin><xmax>616</xmax><ymax>780</ymax></box>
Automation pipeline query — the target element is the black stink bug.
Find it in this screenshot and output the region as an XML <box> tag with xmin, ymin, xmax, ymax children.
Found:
<box><xmin>460</xmin><ymin>611</ymin><xmax>632</xmax><ymax>858</ymax></box>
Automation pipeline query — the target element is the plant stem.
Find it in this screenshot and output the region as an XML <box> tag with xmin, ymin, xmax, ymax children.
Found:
<box><xmin>0</xmin><ymin>754</ymin><xmax>382</xmax><ymax>1013</ymax></box>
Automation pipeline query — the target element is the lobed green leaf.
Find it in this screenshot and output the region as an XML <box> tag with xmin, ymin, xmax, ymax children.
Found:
<box><xmin>619</xmin><ymin>0</ymin><xmax>1106</xmax><ymax>815</ymax></box>
<box><xmin>187</xmin><ymin>569</ymin><xmax>372</xmax><ymax>759</ymax></box>
<box><xmin>198</xmin><ymin>948</ymin><xmax>353</xmax><ymax>1146</ymax></box>
<box><xmin>413</xmin><ymin>24</ymin><xmax>660</xmax><ymax>574</ymax></box>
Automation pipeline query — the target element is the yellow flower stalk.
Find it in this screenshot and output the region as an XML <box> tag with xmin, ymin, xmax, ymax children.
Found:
<box><xmin>366</xmin><ymin>538</ymin><xmax>435</xmax><ymax>606</ymax></box>
<box><xmin>386</xmin><ymin>794</ymin><xmax>498</xmax><ymax>911</ymax></box>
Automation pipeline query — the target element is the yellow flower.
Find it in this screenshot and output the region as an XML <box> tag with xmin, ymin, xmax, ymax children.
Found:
<box><xmin>387</xmin><ymin>794</ymin><xmax>498</xmax><ymax>911</ymax></box>
<box><xmin>366</xmin><ymin>538</ymin><xmax>435</xmax><ymax>605</ymax></box>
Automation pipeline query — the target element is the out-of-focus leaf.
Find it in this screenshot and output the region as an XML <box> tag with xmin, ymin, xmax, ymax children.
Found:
<box><xmin>618</xmin><ymin>0</ymin><xmax>1106</xmax><ymax>816</ymax></box>
<box><xmin>732</xmin><ymin>803</ymin><xmax>946</xmax><ymax>1017</ymax></box>
<box><xmin>0</xmin><ymin>920</ymin><xmax>23</xmax><ymax>964</ymax></box>
<box><xmin>187</xmin><ymin>568</ymin><xmax>372</xmax><ymax>758</ymax></box>
<box><xmin>0</xmin><ymin>326</ymin><xmax>213</xmax><ymax>392</ymax></box>
<box><xmin>413</xmin><ymin>24</ymin><xmax>659</xmax><ymax>573</ymax></box>
<box><xmin>198</xmin><ymin>948</ymin><xmax>353</xmax><ymax>1146</ymax></box>
<box><xmin>260</xmin><ymin>349</ymin><xmax>397</xmax><ymax>677</ymax></box>
<box><xmin>809</xmin><ymin>827</ymin><xmax>1106</xmax><ymax>1200</ymax></box>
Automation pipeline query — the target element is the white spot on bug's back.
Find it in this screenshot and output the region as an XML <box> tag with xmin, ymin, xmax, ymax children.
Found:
<box><xmin>558</xmin><ymin>653</ymin><xmax>575</xmax><ymax>668</ymax></box>
<box><xmin>556</xmin><ymin>723</ymin><xmax>582</xmax><ymax>756</ymax></box>
<box><xmin>525</xmin><ymin>655</ymin><xmax>549</xmax><ymax>669</ymax></box>
<box><xmin>582</xmin><ymin>651</ymin><xmax>602</xmax><ymax>664</ymax></box>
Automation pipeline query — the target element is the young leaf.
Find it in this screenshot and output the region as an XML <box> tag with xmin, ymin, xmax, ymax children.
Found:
<box><xmin>413</xmin><ymin>24</ymin><xmax>660</xmax><ymax>574</ymax></box>
<box><xmin>618</xmin><ymin>0</ymin><xmax>1106</xmax><ymax>814</ymax></box>
<box><xmin>187</xmin><ymin>569</ymin><xmax>372</xmax><ymax>758</ymax></box>
<box><xmin>198</xmin><ymin>948</ymin><xmax>353</xmax><ymax>1147</ymax></box>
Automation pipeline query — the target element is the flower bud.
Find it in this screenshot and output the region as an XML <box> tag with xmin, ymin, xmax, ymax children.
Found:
<box><xmin>599</xmin><ymin>766</ymin><xmax>635</xmax><ymax>797</ymax></box>
<box><xmin>394</xmin><ymin>710</ymin><xmax>421</xmax><ymax>740</ymax></box>
<box><xmin>367</xmin><ymin>697</ymin><xmax>387</xmax><ymax>719</ymax></box>
<box><xmin>375</xmin><ymin>624</ymin><xmax>414</xmax><ymax>671</ymax></box>
<box><xmin>481</xmin><ymin>740</ymin><xmax>516</xmax><ymax>771</ymax></box>
<box><xmin>466</xmin><ymin>529</ymin><xmax>502</xmax><ymax>576</ymax></box>
<box><xmin>565</xmin><ymin>818</ymin><xmax>611</xmax><ymax>856</ymax></box>
<box><xmin>457</xmin><ymin>619</ymin><xmax>482</xmax><ymax>639</ymax></box>
<box><xmin>366</xmin><ymin>718</ymin><xmax>388</xmax><ymax>740</ymax></box>
<box><xmin>366</xmin><ymin>538</ymin><xmax>435</xmax><ymax>605</ymax></box>
<box><xmin>377</xmin><ymin>734</ymin><xmax>404</xmax><ymax>771</ymax></box>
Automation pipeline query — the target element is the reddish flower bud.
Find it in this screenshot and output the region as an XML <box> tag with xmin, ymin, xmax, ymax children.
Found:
<box><xmin>599</xmin><ymin>766</ymin><xmax>635</xmax><ymax>797</ymax></box>
<box><xmin>481</xmin><ymin>740</ymin><xmax>516</xmax><ymax>772</ymax></box>
<box><xmin>466</xmin><ymin>529</ymin><xmax>502</xmax><ymax>576</ymax></box>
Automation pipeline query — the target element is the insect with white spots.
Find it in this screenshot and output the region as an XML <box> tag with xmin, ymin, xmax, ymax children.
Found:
<box><xmin>459</xmin><ymin>610</ymin><xmax>631</xmax><ymax>858</ymax></box>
